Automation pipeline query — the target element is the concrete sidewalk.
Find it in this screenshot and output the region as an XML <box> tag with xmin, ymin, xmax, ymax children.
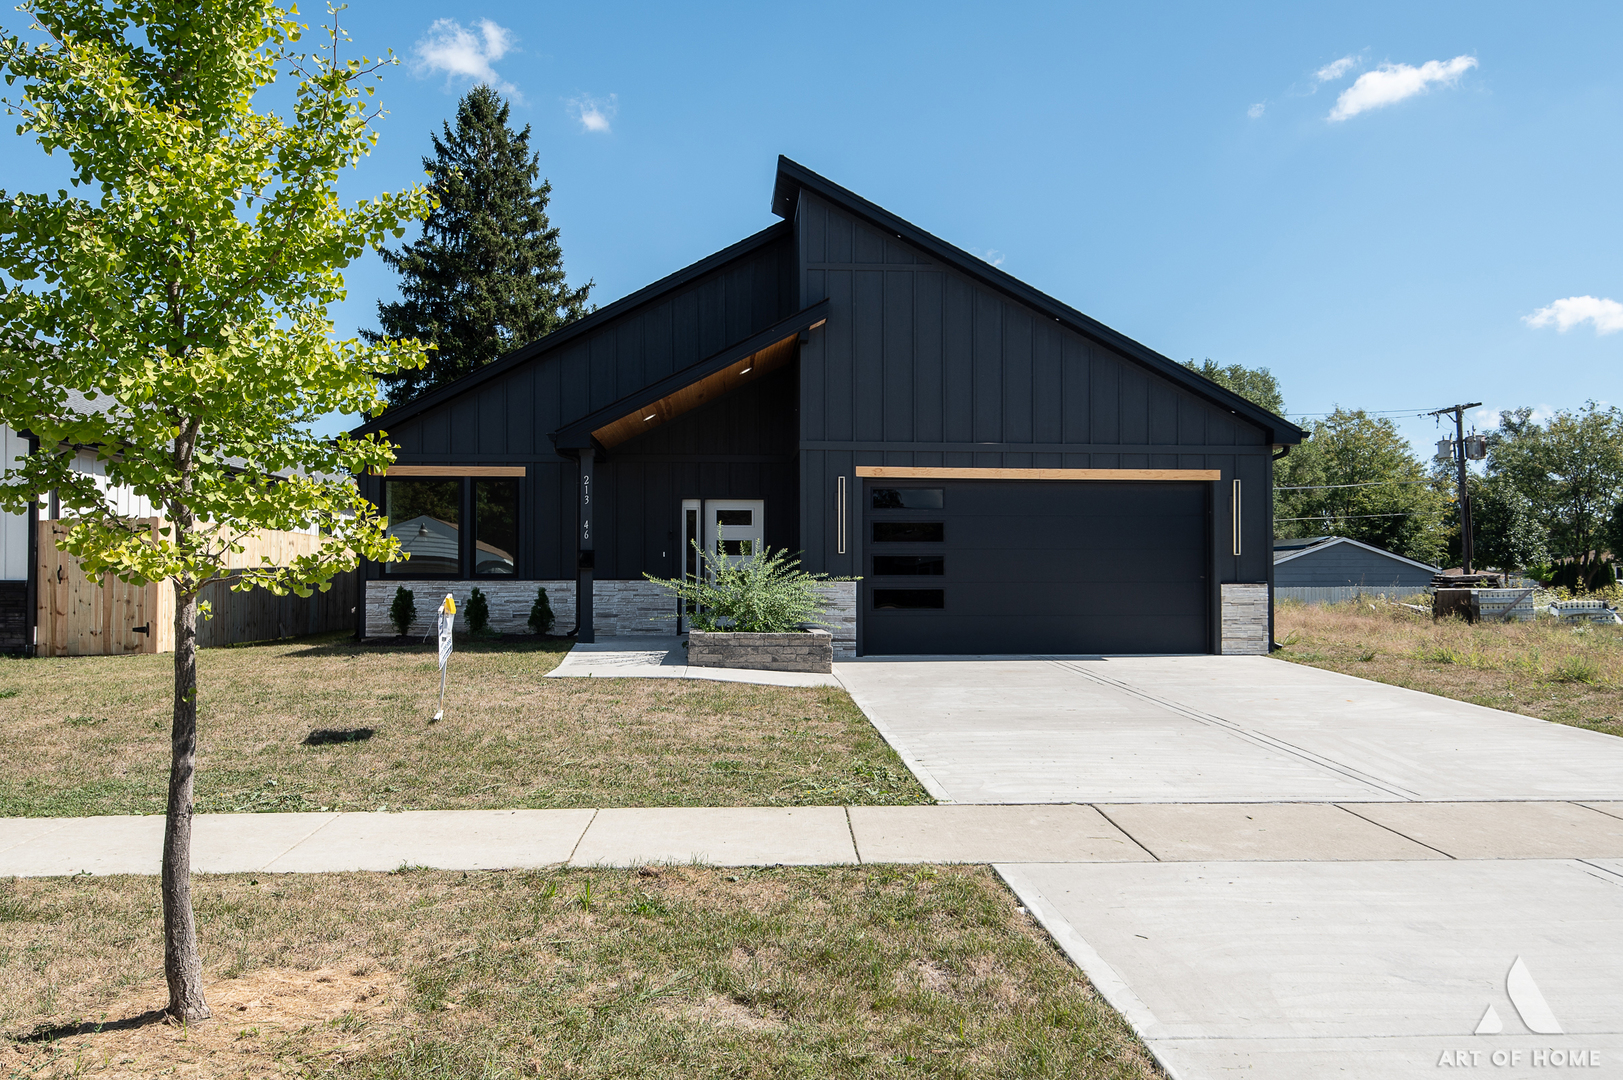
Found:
<box><xmin>5</xmin><ymin>800</ymin><xmax>1623</xmax><ymax>877</ymax></box>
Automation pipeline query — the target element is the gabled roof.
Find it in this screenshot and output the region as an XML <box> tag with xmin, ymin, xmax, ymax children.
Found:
<box><xmin>349</xmin><ymin>220</ymin><xmax>793</xmax><ymax>438</ymax></box>
<box><xmin>771</xmin><ymin>156</ymin><xmax>1306</xmax><ymax>446</ymax></box>
<box><xmin>1273</xmin><ymin>535</ymin><xmax>1439</xmax><ymax>574</ymax></box>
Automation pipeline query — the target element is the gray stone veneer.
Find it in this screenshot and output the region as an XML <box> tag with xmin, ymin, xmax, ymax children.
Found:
<box><xmin>1220</xmin><ymin>583</ymin><xmax>1270</xmax><ymax>655</ymax></box>
<box><xmin>365</xmin><ymin>577</ymin><xmax>855</xmax><ymax>648</ymax></box>
<box><xmin>811</xmin><ymin>581</ymin><xmax>857</xmax><ymax>658</ymax></box>
<box><xmin>689</xmin><ymin>629</ymin><xmax>833</xmax><ymax>673</ymax></box>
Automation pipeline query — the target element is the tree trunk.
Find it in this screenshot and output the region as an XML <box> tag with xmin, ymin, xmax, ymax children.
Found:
<box><xmin>162</xmin><ymin>583</ymin><xmax>209</xmax><ymax>1021</ymax></box>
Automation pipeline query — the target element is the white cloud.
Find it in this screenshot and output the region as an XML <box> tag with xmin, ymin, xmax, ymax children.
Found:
<box><xmin>969</xmin><ymin>247</ymin><xmax>1005</xmax><ymax>267</ymax></box>
<box><xmin>411</xmin><ymin>18</ymin><xmax>519</xmax><ymax>97</ymax></box>
<box><xmin>1328</xmin><ymin>55</ymin><xmax>1477</xmax><ymax>121</ymax></box>
<box><xmin>1314</xmin><ymin>56</ymin><xmax>1357</xmax><ymax>83</ymax></box>
<box><xmin>569</xmin><ymin>93</ymin><xmax>617</xmax><ymax>134</ymax></box>
<box><xmin>1523</xmin><ymin>295</ymin><xmax>1623</xmax><ymax>335</ymax></box>
<box><xmin>1247</xmin><ymin>102</ymin><xmax>1265</xmax><ymax>119</ymax></box>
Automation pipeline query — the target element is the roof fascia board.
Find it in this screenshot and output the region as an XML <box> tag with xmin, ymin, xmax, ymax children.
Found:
<box><xmin>773</xmin><ymin>156</ymin><xmax>1305</xmax><ymax>445</ymax></box>
<box><xmin>350</xmin><ymin>220</ymin><xmax>793</xmax><ymax>438</ymax></box>
<box><xmin>1272</xmin><ymin>535</ymin><xmax>1440</xmax><ymax>573</ymax></box>
<box><xmin>550</xmin><ymin>299</ymin><xmax>830</xmax><ymax>452</ymax></box>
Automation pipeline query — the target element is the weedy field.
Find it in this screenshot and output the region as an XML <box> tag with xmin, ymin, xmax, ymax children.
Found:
<box><xmin>0</xmin><ymin>635</ymin><xmax>928</xmax><ymax>817</ymax></box>
<box><xmin>1273</xmin><ymin>600</ymin><xmax>1623</xmax><ymax>736</ymax></box>
<box><xmin>1</xmin><ymin>866</ymin><xmax>1159</xmax><ymax>1080</ymax></box>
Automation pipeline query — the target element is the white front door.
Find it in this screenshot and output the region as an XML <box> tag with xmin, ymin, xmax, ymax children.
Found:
<box><xmin>704</xmin><ymin>500</ymin><xmax>764</xmax><ymax>568</ymax></box>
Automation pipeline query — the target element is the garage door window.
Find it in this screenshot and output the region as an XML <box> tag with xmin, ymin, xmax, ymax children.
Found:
<box><xmin>872</xmin><ymin>521</ymin><xmax>944</xmax><ymax>543</ymax></box>
<box><xmin>874</xmin><ymin>589</ymin><xmax>945</xmax><ymax>609</ymax></box>
<box><xmin>871</xmin><ymin>487</ymin><xmax>944</xmax><ymax>510</ymax></box>
<box><xmin>873</xmin><ymin>555</ymin><xmax>944</xmax><ymax>575</ymax></box>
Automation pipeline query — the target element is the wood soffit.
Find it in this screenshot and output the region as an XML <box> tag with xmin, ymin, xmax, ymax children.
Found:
<box><xmin>854</xmin><ymin>466</ymin><xmax>1222</xmax><ymax>481</ymax></box>
<box><xmin>590</xmin><ymin>335</ymin><xmax>799</xmax><ymax>450</ymax></box>
<box><xmin>372</xmin><ymin>466</ymin><xmax>527</xmax><ymax>477</ymax></box>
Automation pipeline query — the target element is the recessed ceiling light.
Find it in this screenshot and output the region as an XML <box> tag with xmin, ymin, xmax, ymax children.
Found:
<box><xmin>643</xmin><ymin>414</ymin><xmax>656</xmax><ymax>421</ymax></box>
<box><xmin>739</xmin><ymin>365</ymin><xmax>753</xmax><ymax>374</ymax></box>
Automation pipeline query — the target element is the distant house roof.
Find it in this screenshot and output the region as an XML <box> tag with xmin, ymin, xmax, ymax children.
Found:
<box><xmin>1273</xmin><ymin>535</ymin><xmax>1439</xmax><ymax>574</ymax></box>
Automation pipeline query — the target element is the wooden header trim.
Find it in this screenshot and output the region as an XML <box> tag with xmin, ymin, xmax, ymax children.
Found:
<box><xmin>373</xmin><ymin>466</ymin><xmax>527</xmax><ymax>477</ymax></box>
<box><xmin>854</xmin><ymin>466</ymin><xmax>1221</xmax><ymax>481</ymax></box>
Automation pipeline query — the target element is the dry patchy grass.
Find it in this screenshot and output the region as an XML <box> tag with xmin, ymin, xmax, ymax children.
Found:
<box><xmin>1</xmin><ymin>866</ymin><xmax>1160</xmax><ymax>1079</ymax></box>
<box><xmin>0</xmin><ymin>635</ymin><xmax>927</xmax><ymax>817</ymax></box>
<box><xmin>1274</xmin><ymin>601</ymin><xmax>1623</xmax><ymax>736</ymax></box>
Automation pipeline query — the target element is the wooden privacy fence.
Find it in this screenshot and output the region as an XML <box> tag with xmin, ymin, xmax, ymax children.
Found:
<box><xmin>35</xmin><ymin>519</ymin><xmax>358</xmax><ymax>656</ymax></box>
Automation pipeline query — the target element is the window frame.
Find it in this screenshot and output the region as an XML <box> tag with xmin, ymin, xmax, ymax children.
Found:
<box><xmin>380</xmin><ymin>475</ymin><xmax>522</xmax><ymax>580</ymax></box>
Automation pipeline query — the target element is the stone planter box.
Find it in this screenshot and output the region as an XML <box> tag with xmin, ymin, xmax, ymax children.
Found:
<box><xmin>687</xmin><ymin>629</ymin><xmax>833</xmax><ymax>674</ymax></box>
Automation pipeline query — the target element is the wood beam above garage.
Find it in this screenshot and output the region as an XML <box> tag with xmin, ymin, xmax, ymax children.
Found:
<box><xmin>855</xmin><ymin>466</ymin><xmax>1222</xmax><ymax>481</ymax></box>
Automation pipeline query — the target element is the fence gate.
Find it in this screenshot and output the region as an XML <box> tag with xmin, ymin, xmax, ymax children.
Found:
<box><xmin>36</xmin><ymin>519</ymin><xmax>169</xmax><ymax>656</ymax></box>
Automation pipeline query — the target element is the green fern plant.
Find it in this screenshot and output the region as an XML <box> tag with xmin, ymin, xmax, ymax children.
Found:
<box><xmin>645</xmin><ymin>528</ymin><xmax>853</xmax><ymax>633</ymax></box>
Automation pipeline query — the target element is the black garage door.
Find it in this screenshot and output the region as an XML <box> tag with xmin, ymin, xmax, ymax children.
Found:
<box><xmin>862</xmin><ymin>480</ymin><xmax>1209</xmax><ymax>655</ymax></box>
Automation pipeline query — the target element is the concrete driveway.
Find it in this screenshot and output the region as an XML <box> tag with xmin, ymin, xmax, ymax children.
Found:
<box><xmin>836</xmin><ymin>655</ymin><xmax>1623</xmax><ymax>1078</ymax></box>
<box><xmin>836</xmin><ymin>654</ymin><xmax>1623</xmax><ymax>803</ymax></box>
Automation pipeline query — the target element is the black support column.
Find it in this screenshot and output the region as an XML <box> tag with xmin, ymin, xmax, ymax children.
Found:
<box><xmin>576</xmin><ymin>448</ymin><xmax>595</xmax><ymax>642</ymax></box>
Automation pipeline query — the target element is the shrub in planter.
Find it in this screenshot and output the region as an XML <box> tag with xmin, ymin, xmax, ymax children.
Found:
<box><xmin>389</xmin><ymin>586</ymin><xmax>416</xmax><ymax>638</ymax></box>
<box><xmin>529</xmin><ymin>586</ymin><xmax>556</xmax><ymax>635</ymax></box>
<box><xmin>645</xmin><ymin>530</ymin><xmax>850</xmax><ymax>633</ymax></box>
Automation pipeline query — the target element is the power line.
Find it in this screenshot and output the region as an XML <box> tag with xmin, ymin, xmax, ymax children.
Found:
<box><xmin>1275</xmin><ymin>480</ymin><xmax>1435</xmax><ymax>491</ymax></box>
<box><xmin>1275</xmin><ymin>512</ymin><xmax>1426</xmax><ymax>522</ymax></box>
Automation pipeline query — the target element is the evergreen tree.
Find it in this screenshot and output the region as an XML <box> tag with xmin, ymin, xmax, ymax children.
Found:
<box><xmin>367</xmin><ymin>86</ymin><xmax>592</xmax><ymax>404</ymax></box>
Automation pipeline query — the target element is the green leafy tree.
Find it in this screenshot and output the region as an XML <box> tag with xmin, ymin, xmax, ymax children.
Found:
<box><xmin>0</xmin><ymin>0</ymin><xmax>429</xmax><ymax>1020</ymax></box>
<box><xmin>365</xmin><ymin>85</ymin><xmax>593</xmax><ymax>404</ymax></box>
<box><xmin>1275</xmin><ymin>408</ymin><xmax>1450</xmax><ymax>565</ymax></box>
<box><xmin>1182</xmin><ymin>358</ymin><xmax>1285</xmax><ymax>415</ymax></box>
<box><xmin>1467</xmin><ymin>474</ymin><xmax>1548</xmax><ymax>572</ymax></box>
<box><xmin>1488</xmin><ymin>403</ymin><xmax>1623</xmax><ymax>590</ymax></box>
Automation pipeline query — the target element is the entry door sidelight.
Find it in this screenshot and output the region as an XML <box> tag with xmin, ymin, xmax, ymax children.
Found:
<box><xmin>704</xmin><ymin>500</ymin><xmax>765</xmax><ymax>569</ymax></box>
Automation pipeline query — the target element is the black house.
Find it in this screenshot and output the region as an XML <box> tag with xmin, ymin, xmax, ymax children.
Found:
<box><xmin>351</xmin><ymin>157</ymin><xmax>1305</xmax><ymax>656</ymax></box>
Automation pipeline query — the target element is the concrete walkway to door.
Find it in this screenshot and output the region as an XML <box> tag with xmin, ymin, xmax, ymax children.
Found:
<box><xmin>839</xmin><ymin>654</ymin><xmax>1623</xmax><ymax>1079</ymax></box>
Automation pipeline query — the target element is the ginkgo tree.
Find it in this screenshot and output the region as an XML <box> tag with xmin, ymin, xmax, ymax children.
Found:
<box><xmin>0</xmin><ymin>1</ymin><xmax>429</xmax><ymax>1020</ymax></box>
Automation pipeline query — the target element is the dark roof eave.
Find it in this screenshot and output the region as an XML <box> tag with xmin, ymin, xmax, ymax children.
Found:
<box><xmin>549</xmin><ymin>299</ymin><xmax>830</xmax><ymax>453</ymax></box>
<box><xmin>349</xmin><ymin>219</ymin><xmax>794</xmax><ymax>439</ymax></box>
<box><xmin>771</xmin><ymin>156</ymin><xmax>1306</xmax><ymax>445</ymax></box>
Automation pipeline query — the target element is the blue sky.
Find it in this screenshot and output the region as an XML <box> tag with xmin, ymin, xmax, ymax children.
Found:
<box><xmin>6</xmin><ymin>2</ymin><xmax>1622</xmax><ymax>451</ymax></box>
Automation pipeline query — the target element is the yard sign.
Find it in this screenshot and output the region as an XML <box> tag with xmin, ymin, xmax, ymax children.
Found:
<box><xmin>434</xmin><ymin>594</ymin><xmax>455</xmax><ymax>720</ymax></box>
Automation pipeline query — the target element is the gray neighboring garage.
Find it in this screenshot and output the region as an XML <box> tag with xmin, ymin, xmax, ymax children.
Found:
<box><xmin>1273</xmin><ymin>535</ymin><xmax>1439</xmax><ymax>594</ymax></box>
<box><xmin>864</xmin><ymin>476</ymin><xmax>1210</xmax><ymax>655</ymax></box>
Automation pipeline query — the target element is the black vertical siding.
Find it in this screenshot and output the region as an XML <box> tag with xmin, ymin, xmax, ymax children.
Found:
<box><xmin>795</xmin><ymin>191</ymin><xmax>1273</xmax><ymax>585</ymax></box>
<box><xmin>368</xmin><ymin>228</ymin><xmax>799</xmax><ymax>584</ymax></box>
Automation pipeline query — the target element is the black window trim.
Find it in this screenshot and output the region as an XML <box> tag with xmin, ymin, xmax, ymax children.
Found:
<box><xmin>381</xmin><ymin>475</ymin><xmax>522</xmax><ymax>580</ymax></box>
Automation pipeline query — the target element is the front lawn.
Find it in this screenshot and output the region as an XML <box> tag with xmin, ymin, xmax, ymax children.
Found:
<box><xmin>2</xmin><ymin>866</ymin><xmax>1159</xmax><ymax>1080</ymax></box>
<box><xmin>1273</xmin><ymin>600</ymin><xmax>1623</xmax><ymax>736</ymax></box>
<box><xmin>0</xmin><ymin>635</ymin><xmax>928</xmax><ymax>817</ymax></box>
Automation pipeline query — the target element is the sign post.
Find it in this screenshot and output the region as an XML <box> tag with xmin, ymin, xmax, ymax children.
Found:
<box><xmin>434</xmin><ymin>593</ymin><xmax>455</xmax><ymax>721</ymax></box>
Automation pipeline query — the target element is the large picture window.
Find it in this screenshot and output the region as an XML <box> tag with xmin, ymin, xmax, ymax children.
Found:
<box><xmin>473</xmin><ymin>480</ymin><xmax>518</xmax><ymax>575</ymax></box>
<box><xmin>385</xmin><ymin>479</ymin><xmax>461</xmax><ymax>576</ymax></box>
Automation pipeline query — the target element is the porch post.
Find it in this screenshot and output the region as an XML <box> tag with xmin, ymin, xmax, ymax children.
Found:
<box><xmin>576</xmin><ymin>448</ymin><xmax>594</xmax><ymax>642</ymax></box>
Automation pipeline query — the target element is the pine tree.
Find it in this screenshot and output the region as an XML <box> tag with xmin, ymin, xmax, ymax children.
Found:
<box><xmin>367</xmin><ymin>86</ymin><xmax>592</xmax><ymax>403</ymax></box>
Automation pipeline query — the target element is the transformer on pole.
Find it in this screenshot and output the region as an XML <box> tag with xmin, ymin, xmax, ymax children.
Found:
<box><xmin>1427</xmin><ymin>402</ymin><xmax>1484</xmax><ymax>574</ymax></box>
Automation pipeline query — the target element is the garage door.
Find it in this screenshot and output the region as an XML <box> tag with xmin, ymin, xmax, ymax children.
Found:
<box><xmin>862</xmin><ymin>480</ymin><xmax>1209</xmax><ymax>655</ymax></box>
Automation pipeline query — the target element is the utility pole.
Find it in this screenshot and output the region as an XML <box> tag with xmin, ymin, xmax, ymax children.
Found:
<box><xmin>1428</xmin><ymin>402</ymin><xmax>1483</xmax><ymax>574</ymax></box>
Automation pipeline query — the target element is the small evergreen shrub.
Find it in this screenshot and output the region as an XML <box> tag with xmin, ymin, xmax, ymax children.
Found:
<box><xmin>389</xmin><ymin>586</ymin><xmax>416</xmax><ymax>638</ymax></box>
<box><xmin>645</xmin><ymin>530</ymin><xmax>853</xmax><ymax>633</ymax></box>
<box><xmin>466</xmin><ymin>587</ymin><xmax>490</xmax><ymax>634</ymax></box>
<box><xmin>529</xmin><ymin>586</ymin><xmax>555</xmax><ymax>635</ymax></box>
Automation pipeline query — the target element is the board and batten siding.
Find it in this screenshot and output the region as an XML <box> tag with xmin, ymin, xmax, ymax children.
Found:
<box><xmin>792</xmin><ymin>191</ymin><xmax>1275</xmax><ymax>587</ymax></box>
<box><xmin>367</xmin><ymin>226</ymin><xmax>798</xmax><ymax>583</ymax></box>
